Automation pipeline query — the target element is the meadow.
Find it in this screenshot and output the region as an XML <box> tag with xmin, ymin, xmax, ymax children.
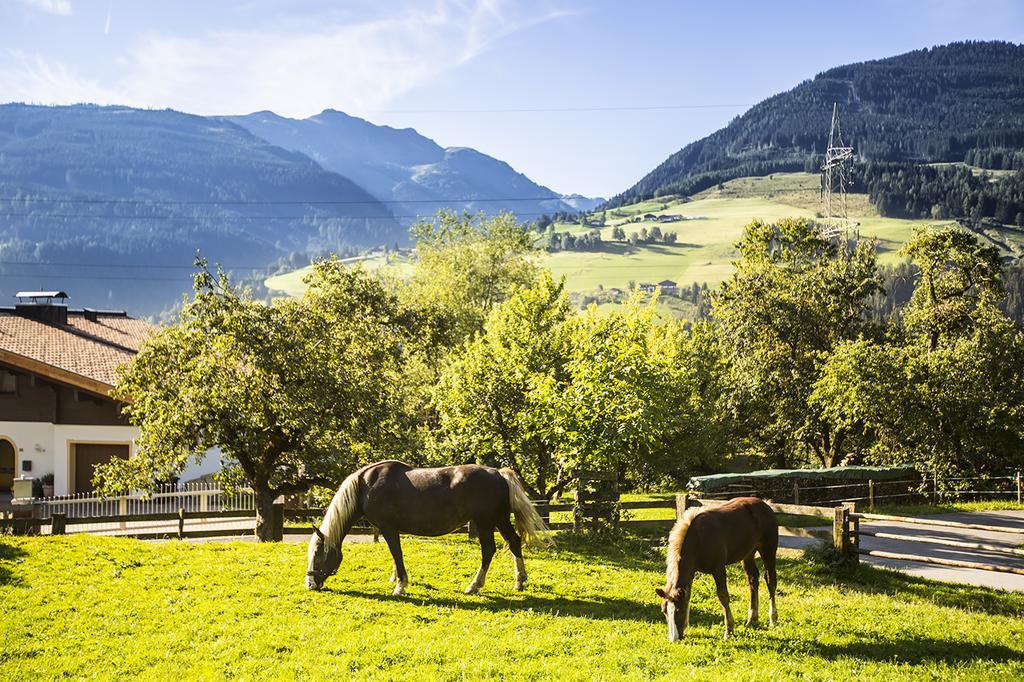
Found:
<box><xmin>3</xmin><ymin>532</ymin><xmax>1023</xmax><ymax>679</ymax></box>
<box><xmin>265</xmin><ymin>172</ymin><xmax>993</xmax><ymax>300</ymax></box>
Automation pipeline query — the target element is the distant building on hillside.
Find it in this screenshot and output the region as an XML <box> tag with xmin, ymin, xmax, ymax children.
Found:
<box><xmin>657</xmin><ymin>280</ymin><xmax>679</xmax><ymax>295</ymax></box>
<box><xmin>637</xmin><ymin>283</ymin><xmax>657</xmax><ymax>293</ymax></box>
<box><xmin>0</xmin><ymin>291</ymin><xmax>219</xmax><ymax>498</ymax></box>
<box><xmin>658</xmin><ymin>214</ymin><xmax>682</xmax><ymax>222</ymax></box>
<box><xmin>642</xmin><ymin>213</ymin><xmax>658</xmax><ymax>221</ymax></box>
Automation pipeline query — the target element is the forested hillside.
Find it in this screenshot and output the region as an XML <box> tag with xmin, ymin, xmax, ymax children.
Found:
<box><xmin>610</xmin><ymin>41</ymin><xmax>1024</xmax><ymax>206</ymax></box>
<box><xmin>0</xmin><ymin>104</ymin><xmax>401</xmax><ymax>315</ymax></box>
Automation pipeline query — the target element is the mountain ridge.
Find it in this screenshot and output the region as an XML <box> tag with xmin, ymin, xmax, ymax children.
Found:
<box><xmin>610</xmin><ymin>40</ymin><xmax>1024</xmax><ymax>207</ymax></box>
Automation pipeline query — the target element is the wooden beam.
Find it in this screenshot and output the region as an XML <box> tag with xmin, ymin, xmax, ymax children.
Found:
<box><xmin>0</xmin><ymin>348</ymin><xmax>115</xmax><ymax>399</ymax></box>
<box><xmin>860</xmin><ymin>530</ymin><xmax>1024</xmax><ymax>557</ymax></box>
<box><xmin>859</xmin><ymin>549</ymin><xmax>1024</xmax><ymax>576</ymax></box>
<box><xmin>853</xmin><ymin>512</ymin><xmax>1024</xmax><ymax>535</ymax></box>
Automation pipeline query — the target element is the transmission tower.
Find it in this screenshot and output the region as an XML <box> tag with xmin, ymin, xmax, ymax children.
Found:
<box><xmin>820</xmin><ymin>102</ymin><xmax>858</xmax><ymax>241</ymax></box>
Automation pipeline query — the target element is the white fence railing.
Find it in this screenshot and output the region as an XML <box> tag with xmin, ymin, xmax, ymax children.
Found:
<box><xmin>33</xmin><ymin>481</ymin><xmax>255</xmax><ymax>519</ymax></box>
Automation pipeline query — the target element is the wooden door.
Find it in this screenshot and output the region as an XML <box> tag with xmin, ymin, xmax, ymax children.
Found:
<box><xmin>73</xmin><ymin>443</ymin><xmax>128</xmax><ymax>494</ymax></box>
<box><xmin>0</xmin><ymin>439</ymin><xmax>14</xmax><ymax>491</ymax></box>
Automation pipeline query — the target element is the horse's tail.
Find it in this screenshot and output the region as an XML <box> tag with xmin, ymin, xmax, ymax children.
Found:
<box><xmin>499</xmin><ymin>468</ymin><xmax>552</xmax><ymax>548</ymax></box>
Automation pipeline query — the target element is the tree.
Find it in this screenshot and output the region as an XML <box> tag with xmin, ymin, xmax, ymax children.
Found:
<box><xmin>901</xmin><ymin>227</ymin><xmax>1003</xmax><ymax>350</ymax></box>
<box><xmin>435</xmin><ymin>275</ymin><xmax>701</xmax><ymax>498</ymax></box>
<box><xmin>711</xmin><ymin>218</ymin><xmax>882</xmax><ymax>467</ymax></box>
<box><xmin>99</xmin><ymin>259</ymin><xmax>408</xmax><ymax>540</ymax></box>
<box><xmin>812</xmin><ymin>227</ymin><xmax>1024</xmax><ymax>479</ymax></box>
<box><xmin>401</xmin><ymin>210</ymin><xmax>539</xmax><ymax>349</ymax></box>
<box><xmin>434</xmin><ymin>272</ymin><xmax>573</xmax><ymax>500</ymax></box>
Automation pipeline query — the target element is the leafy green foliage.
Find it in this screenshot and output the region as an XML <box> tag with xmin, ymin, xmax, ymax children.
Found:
<box><xmin>711</xmin><ymin>218</ymin><xmax>882</xmax><ymax>467</ymax></box>
<box><xmin>811</xmin><ymin>228</ymin><xmax>1024</xmax><ymax>479</ymax></box>
<box><xmin>100</xmin><ymin>258</ymin><xmax>408</xmax><ymax>538</ymax></box>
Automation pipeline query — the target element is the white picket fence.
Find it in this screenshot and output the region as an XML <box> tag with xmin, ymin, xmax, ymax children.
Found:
<box><xmin>33</xmin><ymin>481</ymin><xmax>255</xmax><ymax>520</ymax></box>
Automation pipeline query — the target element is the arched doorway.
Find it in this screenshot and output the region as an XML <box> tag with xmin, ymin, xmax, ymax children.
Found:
<box><xmin>0</xmin><ymin>439</ymin><xmax>15</xmax><ymax>492</ymax></box>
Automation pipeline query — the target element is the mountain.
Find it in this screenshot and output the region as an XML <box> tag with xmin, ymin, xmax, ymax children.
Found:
<box><xmin>611</xmin><ymin>41</ymin><xmax>1024</xmax><ymax>206</ymax></box>
<box><xmin>227</xmin><ymin>109</ymin><xmax>589</xmax><ymax>221</ymax></box>
<box><xmin>560</xmin><ymin>194</ymin><xmax>606</xmax><ymax>212</ymax></box>
<box><xmin>0</xmin><ymin>104</ymin><xmax>402</xmax><ymax>315</ymax></box>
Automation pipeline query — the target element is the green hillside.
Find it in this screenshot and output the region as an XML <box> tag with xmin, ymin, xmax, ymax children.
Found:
<box><xmin>268</xmin><ymin>173</ymin><xmax>1013</xmax><ymax>301</ymax></box>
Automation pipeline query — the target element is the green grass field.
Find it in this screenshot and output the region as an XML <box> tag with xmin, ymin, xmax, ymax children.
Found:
<box><xmin>265</xmin><ymin>172</ymin><xmax>1022</xmax><ymax>302</ymax></box>
<box><xmin>3</xmin><ymin>533</ymin><xmax>1023</xmax><ymax>679</ymax></box>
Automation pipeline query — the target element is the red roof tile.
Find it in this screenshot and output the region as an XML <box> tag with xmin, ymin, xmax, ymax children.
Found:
<box><xmin>0</xmin><ymin>311</ymin><xmax>156</xmax><ymax>390</ymax></box>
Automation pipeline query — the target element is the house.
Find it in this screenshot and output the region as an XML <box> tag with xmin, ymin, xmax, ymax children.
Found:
<box><xmin>0</xmin><ymin>291</ymin><xmax>218</xmax><ymax>498</ymax></box>
<box><xmin>642</xmin><ymin>213</ymin><xmax>658</xmax><ymax>221</ymax></box>
<box><xmin>637</xmin><ymin>283</ymin><xmax>657</xmax><ymax>293</ymax></box>
<box><xmin>657</xmin><ymin>280</ymin><xmax>679</xmax><ymax>296</ymax></box>
<box><xmin>658</xmin><ymin>214</ymin><xmax>683</xmax><ymax>223</ymax></box>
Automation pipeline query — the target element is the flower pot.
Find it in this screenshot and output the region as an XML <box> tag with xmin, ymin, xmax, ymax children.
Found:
<box><xmin>42</xmin><ymin>484</ymin><xmax>54</xmax><ymax>497</ymax></box>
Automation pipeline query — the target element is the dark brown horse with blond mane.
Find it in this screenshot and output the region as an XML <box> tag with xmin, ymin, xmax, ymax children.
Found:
<box><xmin>305</xmin><ymin>461</ymin><xmax>550</xmax><ymax>595</ymax></box>
<box><xmin>656</xmin><ymin>497</ymin><xmax>779</xmax><ymax>641</ymax></box>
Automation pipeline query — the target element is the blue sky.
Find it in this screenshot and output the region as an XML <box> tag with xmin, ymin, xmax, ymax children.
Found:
<box><xmin>1</xmin><ymin>0</ymin><xmax>1022</xmax><ymax>197</ymax></box>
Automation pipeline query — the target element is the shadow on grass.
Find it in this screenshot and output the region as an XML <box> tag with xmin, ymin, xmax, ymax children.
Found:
<box><xmin>329</xmin><ymin>585</ymin><xmax>664</xmax><ymax>624</ymax></box>
<box><xmin>733</xmin><ymin>633</ymin><xmax>1024</xmax><ymax>666</ymax></box>
<box><xmin>0</xmin><ymin>540</ymin><xmax>27</xmax><ymax>586</ymax></box>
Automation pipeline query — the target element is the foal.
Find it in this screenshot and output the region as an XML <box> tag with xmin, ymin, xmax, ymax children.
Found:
<box><xmin>656</xmin><ymin>497</ymin><xmax>778</xmax><ymax>641</ymax></box>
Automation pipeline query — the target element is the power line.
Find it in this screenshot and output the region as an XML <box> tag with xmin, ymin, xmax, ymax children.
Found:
<box><xmin>0</xmin><ymin>196</ymin><xmax>575</xmax><ymax>206</ymax></box>
<box><xmin>370</xmin><ymin>103</ymin><xmax>752</xmax><ymax>114</ymax></box>
<box><xmin>0</xmin><ymin>211</ymin><xmax>561</xmax><ymax>221</ymax></box>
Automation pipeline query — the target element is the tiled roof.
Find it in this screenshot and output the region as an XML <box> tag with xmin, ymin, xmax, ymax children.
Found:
<box><xmin>0</xmin><ymin>311</ymin><xmax>156</xmax><ymax>391</ymax></box>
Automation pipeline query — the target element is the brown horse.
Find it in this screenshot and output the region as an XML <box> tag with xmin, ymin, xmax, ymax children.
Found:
<box><xmin>656</xmin><ymin>497</ymin><xmax>779</xmax><ymax>641</ymax></box>
<box><xmin>305</xmin><ymin>461</ymin><xmax>550</xmax><ymax>594</ymax></box>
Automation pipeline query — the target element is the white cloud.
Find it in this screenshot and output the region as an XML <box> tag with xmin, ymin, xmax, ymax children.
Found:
<box><xmin>0</xmin><ymin>0</ymin><xmax>572</xmax><ymax>117</ymax></box>
<box><xmin>17</xmin><ymin>0</ymin><xmax>72</xmax><ymax>16</ymax></box>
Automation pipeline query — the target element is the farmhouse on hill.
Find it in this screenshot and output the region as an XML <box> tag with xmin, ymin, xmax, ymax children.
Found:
<box><xmin>0</xmin><ymin>291</ymin><xmax>217</xmax><ymax>498</ymax></box>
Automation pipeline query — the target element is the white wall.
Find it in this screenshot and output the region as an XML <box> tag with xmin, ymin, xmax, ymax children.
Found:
<box><xmin>0</xmin><ymin>421</ymin><xmax>221</xmax><ymax>496</ymax></box>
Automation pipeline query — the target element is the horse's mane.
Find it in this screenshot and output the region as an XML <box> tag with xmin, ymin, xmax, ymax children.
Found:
<box><xmin>319</xmin><ymin>468</ymin><xmax>365</xmax><ymax>551</ymax></box>
<box><xmin>665</xmin><ymin>507</ymin><xmax>704</xmax><ymax>588</ymax></box>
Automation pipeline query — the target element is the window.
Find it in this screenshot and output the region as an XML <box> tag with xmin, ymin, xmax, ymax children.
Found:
<box><xmin>0</xmin><ymin>370</ymin><xmax>15</xmax><ymax>395</ymax></box>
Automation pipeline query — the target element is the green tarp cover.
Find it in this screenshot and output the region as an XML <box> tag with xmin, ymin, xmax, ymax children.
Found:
<box><xmin>687</xmin><ymin>466</ymin><xmax>917</xmax><ymax>493</ymax></box>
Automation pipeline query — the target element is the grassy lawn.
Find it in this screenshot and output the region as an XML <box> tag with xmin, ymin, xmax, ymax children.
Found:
<box><xmin>3</xmin><ymin>533</ymin><xmax>1023</xmax><ymax>679</ymax></box>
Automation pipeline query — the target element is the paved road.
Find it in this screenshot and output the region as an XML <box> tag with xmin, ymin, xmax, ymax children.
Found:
<box><xmin>780</xmin><ymin>510</ymin><xmax>1024</xmax><ymax>591</ymax></box>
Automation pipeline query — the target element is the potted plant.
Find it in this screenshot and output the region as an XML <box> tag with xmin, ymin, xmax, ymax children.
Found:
<box><xmin>31</xmin><ymin>477</ymin><xmax>43</xmax><ymax>499</ymax></box>
<box><xmin>41</xmin><ymin>472</ymin><xmax>54</xmax><ymax>497</ymax></box>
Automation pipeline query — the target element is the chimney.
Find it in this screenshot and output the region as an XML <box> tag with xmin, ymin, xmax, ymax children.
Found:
<box><xmin>13</xmin><ymin>290</ymin><xmax>69</xmax><ymax>325</ymax></box>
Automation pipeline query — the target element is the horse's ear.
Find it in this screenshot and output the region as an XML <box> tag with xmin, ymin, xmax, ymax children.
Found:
<box><xmin>655</xmin><ymin>588</ymin><xmax>667</xmax><ymax>600</ymax></box>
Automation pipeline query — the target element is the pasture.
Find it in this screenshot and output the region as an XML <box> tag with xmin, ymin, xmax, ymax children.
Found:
<box><xmin>3</xmin><ymin>533</ymin><xmax>1024</xmax><ymax>679</ymax></box>
<box><xmin>263</xmin><ymin>172</ymin><xmax>986</xmax><ymax>301</ymax></box>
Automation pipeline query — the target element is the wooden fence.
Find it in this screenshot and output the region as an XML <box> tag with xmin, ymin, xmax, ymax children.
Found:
<box><xmin>844</xmin><ymin>509</ymin><xmax>1024</xmax><ymax>576</ymax></box>
<box><xmin>678</xmin><ymin>494</ymin><xmax>837</xmax><ymax>544</ymax></box>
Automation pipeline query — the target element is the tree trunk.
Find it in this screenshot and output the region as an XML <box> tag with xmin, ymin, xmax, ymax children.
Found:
<box><xmin>253</xmin><ymin>486</ymin><xmax>278</xmax><ymax>542</ymax></box>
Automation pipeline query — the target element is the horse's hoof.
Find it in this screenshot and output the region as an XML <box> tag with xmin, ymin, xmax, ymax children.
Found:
<box><xmin>513</xmin><ymin>581</ymin><xmax>525</xmax><ymax>591</ymax></box>
<box><xmin>392</xmin><ymin>581</ymin><xmax>407</xmax><ymax>596</ymax></box>
<box><xmin>464</xmin><ymin>584</ymin><xmax>480</xmax><ymax>595</ymax></box>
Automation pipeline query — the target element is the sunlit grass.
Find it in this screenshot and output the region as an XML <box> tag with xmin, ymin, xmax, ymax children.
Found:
<box><xmin>2</xmin><ymin>532</ymin><xmax>1022</xmax><ymax>679</ymax></box>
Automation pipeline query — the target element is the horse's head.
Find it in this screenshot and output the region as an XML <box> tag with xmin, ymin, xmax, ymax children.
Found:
<box><xmin>656</xmin><ymin>586</ymin><xmax>688</xmax><ymax>642</ymax></box>
<box><xmin>306</xmin><ymin>525</ymin><xmax>341</xmax><ymax>591</ymax></box>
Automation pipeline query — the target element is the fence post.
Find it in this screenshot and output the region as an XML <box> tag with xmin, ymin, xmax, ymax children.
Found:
<box><xmin>868</xmin><ymin>479</ymin><xmax>875</xmax><ymax>511</ymax></box>
<box><xmin>271</xmin><ymin>502</ymin><xmax>284</xmax><ymax>542</ymax></box>
<box><xmin>118</xmin><ymin>497</ymin><xmax>127</xmax><ymax>530</ymax></box>
<box><xmin>792</xmin><ymin>481</ymin><xmax>800</xmax><ymax>505</ymax></box>
<box><xmin>1017</xmin><ymin>471</ymin><xmax>1022</xmax><ymax>505</ymax></box>
<box><xmin>51</xmin><ymin>512</ymin><xmax>66</xmax><ymax>536</ymax></box>
<box><xmin>843</xmin><ymin>501</ymin><xmax>859</xmax><ymax>564</ymax></box>
<box><xmin>833</xmin><ymin>505</ymin><xmax>851</xmax><ymax>559</ymax></box>
<box><xmin>177</xmin><ymin>507</ymin><xmax>185</xmax><ymax>540</ymax></box>
<box><xmin>932</xmin><ymin>469</ymin><xmax>939</xmax><ymax>505</ymax></box>
<box><xmin>676</xmin><ymin>493</ymin><xmax>690</xmax><ymax>520</ymax></box>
